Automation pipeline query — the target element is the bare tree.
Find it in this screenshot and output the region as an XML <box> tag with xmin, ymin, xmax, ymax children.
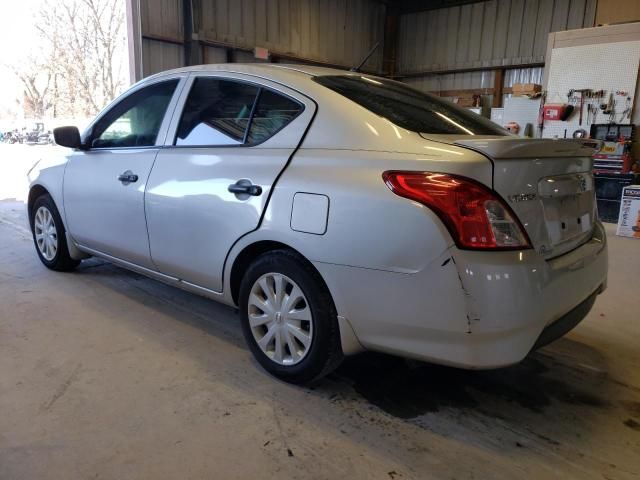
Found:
<box><xmin>14</xmin><ymin>58</ymin><xmax>53</xmax><ymax>119</ymax></box>
<box><xmin>13</xmin><ymin>0</ymin><xmax>127</xmax><ymax>120</ymax></box>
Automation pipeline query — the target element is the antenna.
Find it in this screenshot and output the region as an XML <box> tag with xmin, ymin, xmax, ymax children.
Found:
<box><xmin>350</xmin><ymin>42</ymin><xmax>380</xmax><ymax>73</ymax></box>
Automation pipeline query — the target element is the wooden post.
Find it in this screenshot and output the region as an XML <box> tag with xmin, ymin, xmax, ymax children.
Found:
<box><xmin>493</xmin><ymin>68</ymin><xmax>504</xmax><ymax>108</ymax></box>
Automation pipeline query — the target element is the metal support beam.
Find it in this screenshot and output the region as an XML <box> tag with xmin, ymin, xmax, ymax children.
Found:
<box><xmin>382</xmin><ymin>5</ymin><xmax>399</xmax><ymax>76</ymax></box>
<box><xmin>182</xmin><ymin>0</ymin><xmax>201</xmax><ymax>66</ymax></box>
<box><xmin>396</xmin><ymin>0</ymin><xmax>489</xmax><ymax>14</ymax></box>
<box><xmin>393</xmin><ymin>61</ymin><xmax>545</xmax><ymax>79</ymax></box>
<box><xmin>125</xmin><ymin>0</ymin><xmax>143</xmax><ymax>83</ymax></box>
<box><xmin>197</xmin><ymin>38</ymin><xmax>379</xmax><ymax>74</ymax></box>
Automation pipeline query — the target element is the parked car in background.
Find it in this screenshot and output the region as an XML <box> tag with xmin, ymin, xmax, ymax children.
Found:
<box><xmin>27</xmin><ymin>64</ymin><xmax>608</xmax><ymax>384</ymax></box>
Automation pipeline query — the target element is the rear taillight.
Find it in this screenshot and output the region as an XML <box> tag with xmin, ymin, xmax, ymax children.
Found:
<box><xmin>383</xmin><ymin>171</ymin><xmax>531</xmax><ymax>250</ymax></box>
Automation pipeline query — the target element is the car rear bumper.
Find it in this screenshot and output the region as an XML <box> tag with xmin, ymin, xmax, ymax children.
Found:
<box><xmin>531</xmin><ymin>287</ymin><xmax>600</xmax><ymax>350</ymax></box>
<box><xmin>316</xmin><ymin>221</ymin><xmax>608</xmax><ymax>368</ymax></box>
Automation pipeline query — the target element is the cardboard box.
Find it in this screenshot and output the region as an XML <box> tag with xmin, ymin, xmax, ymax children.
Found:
<box><xmin>512</xmin><ymin>83</ymin><xmax>542</xmax><ymax>96</ymax></box>
<box><xmin>454</xmin><ymin>96</ymin><xmax>476</xmax><ymax>107</ymax></box>
<box><xmin>616</xmin><ymin>185</ymin><xmax>640</xmax><ymax>238</ymax></box>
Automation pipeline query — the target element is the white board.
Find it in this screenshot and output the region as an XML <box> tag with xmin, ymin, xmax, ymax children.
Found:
<box><xmin>543</xmin><ymin>40</ymin><xmax>640</xmax><ymax>139</ymax></box>
<box><xmin>502</xmin><ymin>97</ymin><xmax>542</xmax><ymax>137</ymax></box>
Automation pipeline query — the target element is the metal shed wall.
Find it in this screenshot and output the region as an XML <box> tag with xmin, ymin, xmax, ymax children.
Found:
<box><xmin>141</xmin><ymin>40</ymin><xmax>184</xmax><ymax>77</ymax></box>
<box><xmin>132</xmin><ymin>0</ymin><xmax>598</xmax><ymax>106</ymax></box>
<box><xmin>136</xmin><ymin>0</ymin><xmax>385</xmax><ymax>78</ymax></box>
<box><xmin>199</xmin><ymin>0</ymin><xmax>384</xmax><ymax>70</ymax></box>
<box><xmin>396</xmin><ymin>0</ymin><xmax>596</xmax><ymax>100</ymax></box>
<box><xmin>397</xmin><ymin>0</ymin><xmax>597</xmax><ymax>75</ymax></box>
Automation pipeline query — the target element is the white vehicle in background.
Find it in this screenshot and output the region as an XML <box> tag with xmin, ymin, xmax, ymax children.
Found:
<box><xmin>27</xmin><ymin>64</ymin><xmax>607</xmax><ymax>383</ymax></box>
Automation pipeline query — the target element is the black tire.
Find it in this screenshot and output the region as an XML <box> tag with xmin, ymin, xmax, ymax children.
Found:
<box><xmin>239</xmin><ymin>249</ymin><xmax>343</xmax><ymax>384</ymax></box>
<box><xmin>30</xmin><ymin>194</ymin><xmax>80</xmax><ymax>272</ymax></box>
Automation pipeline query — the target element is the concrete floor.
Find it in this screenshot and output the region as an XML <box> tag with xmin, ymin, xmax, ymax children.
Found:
<box><xmin>1</xmin><ymin>144</ymin><xmax>639</xmax><ymax>479</ymax></box>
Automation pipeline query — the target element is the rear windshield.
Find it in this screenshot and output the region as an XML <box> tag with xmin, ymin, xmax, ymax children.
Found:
<box><xmin>313</xmin><ymin>75</ymin><xmax>508</xmax><ymax>136</ymax></box>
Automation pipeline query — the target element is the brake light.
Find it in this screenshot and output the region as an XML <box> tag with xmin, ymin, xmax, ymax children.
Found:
<box><xmin>383</xmin><ymin>171</ymin><xmax>531</xmax><ymax>250</ymax></box>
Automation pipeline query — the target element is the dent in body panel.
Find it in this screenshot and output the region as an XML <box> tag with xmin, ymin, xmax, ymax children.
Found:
<box><xmin>445</xmin><ymin>253</ymin><xmax>481</xmax><ymax>334</ymax></box>
<box><xmin>312</xmin><ymin>247</ymin><xmax>472</xmax><ymax>361</ymax></box>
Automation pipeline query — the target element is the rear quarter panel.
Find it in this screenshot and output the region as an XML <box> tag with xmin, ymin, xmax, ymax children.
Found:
<box><xmin>224</xmin><ymin>147</ymin><xmax>492</xmax><ymax>301</ymax></box>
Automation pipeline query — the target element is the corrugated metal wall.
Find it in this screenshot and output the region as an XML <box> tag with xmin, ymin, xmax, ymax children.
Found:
<box><xmin>139</xmin><ymin>0</ymin><xmax>184</xmax><ymax>76</ymax></box>
<box><xmin>397</xmin><ymin>0</ymin><xmax>597</xmax><ymax>74</ymax></box>
<box><xmin>404</xmin><ymin>71</ymin><xmax>496</xmax><ymax>92</ymax></box>
<box><xmin>141</xmin><ymin>0</ymin><xmax>183</xmax><ymax>39</ymax></box>
<box><xmin>397</xmin><ymin>0</ymin><xmax>596</xmax><ymax>98</ymax></box>
<box><xmin>139</xmin><ymin>0</ymin><xmax>385</xmax><ymax>77</ymax></box>
<box><xmin>142</xmin><ymin>41</ymin><xmax>184</xmax><ymax>77</ymax></box>
<box><xmin>199</xmin><ymin>0</ymin><xmax>384</xmax><ymax>69</ymax></box>
<box><xmin>136</xmin><ymin>0</ymin><xmax>598</xmax><ymax>105</ymax></box>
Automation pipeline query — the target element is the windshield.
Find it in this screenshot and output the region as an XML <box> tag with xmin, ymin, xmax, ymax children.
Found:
<box><xmin>313</xmin><ymin>75</ymin><xmax>508</xmax><ymax>136</ymax></box>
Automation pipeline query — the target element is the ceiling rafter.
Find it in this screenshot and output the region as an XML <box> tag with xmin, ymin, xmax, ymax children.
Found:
<box><xmin>376</xmin><ymin>0</ymin><xmax>489</xmax><ymax>15</ymax></box>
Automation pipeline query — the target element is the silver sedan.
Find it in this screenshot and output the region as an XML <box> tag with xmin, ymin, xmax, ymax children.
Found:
<box><xmin>28</xmin><ymin>64</ymin><xmax>607</xmax><ymax>383</ymax></box>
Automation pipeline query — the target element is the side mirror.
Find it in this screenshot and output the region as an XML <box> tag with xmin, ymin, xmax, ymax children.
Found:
<box><xmin>53</xmin><ymin>126</ymin><xmax>83</xmax><ymax>149</ymax></box>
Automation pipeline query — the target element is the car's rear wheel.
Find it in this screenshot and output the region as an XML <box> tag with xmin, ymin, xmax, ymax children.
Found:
<box><xmin>239</xmin><ymin>250</ymin><xmax>343</xmax><ymax>384</ymax></box>
<box><xmin>31</xmin><ymin>194</ymin><xmax>80</xmax><ymax>271</ymax></box>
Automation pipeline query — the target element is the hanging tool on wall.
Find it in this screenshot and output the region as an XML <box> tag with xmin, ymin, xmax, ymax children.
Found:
<box><xmin>572</xmin><ymin>89</ymin><xmax>593</xmax><ymax>125</ymax></box>
<box><xmin>602</xmin><ymin>93</ymin><xmax>614</xmax><ymax>114</ymax></box>
<box><xmin>609</xmin><ymin>100</ymin><xmax>618</xmax><ymax>123</ymax></box>
<box><xmin>600</xmin><ymin>92</ymin><xmax>617</xmax><ymax>123</ymax></box>
<box><xmin>586</xmin><ymin>104</ymin><xmax>597</xmax><ymax>124</ymax></box>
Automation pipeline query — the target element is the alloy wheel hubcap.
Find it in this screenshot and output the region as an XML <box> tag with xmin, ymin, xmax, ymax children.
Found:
<box><xmin>34</xmin><ymin>206</ymin><xmax>58</xmax><ymax>261</ymax></box>
<box><xmin>248</xmin><ymin>273</ymin><xmax>313</xmax><ymax>366</ymax></box>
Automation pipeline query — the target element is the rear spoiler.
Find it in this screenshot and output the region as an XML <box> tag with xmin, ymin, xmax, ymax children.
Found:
<box><xmin>452</xmin><ymin>138</ymin><xmax>602</xmax><ymax>159</ymax></box>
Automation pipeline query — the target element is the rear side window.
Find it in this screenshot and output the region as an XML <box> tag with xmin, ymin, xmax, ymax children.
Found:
<box><xmin>246</xmin><ymin>90</ymin><xmax>303</xmax><ymax>143</ymax></box>
<box><xmin>175</xmin><ymin>78</ymin><xmax>303</xmax><ymax>146</ymax></box>
<box><xmin>313</xmin><ymin>75</ymin><xmax>508</xmax><ymax>136</ymax></box>
<box><xmin>175</xmin><ymin>78</ymin><xmax>259</xmax><ymax>146</ymax></box>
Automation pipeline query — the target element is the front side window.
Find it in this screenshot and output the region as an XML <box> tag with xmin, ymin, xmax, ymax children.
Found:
<box><xmin>175</xmin><ymin>78</ymin><xmax>259</xmax><ymax>146</ymax></box>
<box><xmin>313</xmin><ymin>75</ymin><xmax>508</xmax><ymax>136</ymax></box>
<box><xmin>91</xmin><ymin>80</ymin><xmax>179</xmax><ymax>148</ymax></box>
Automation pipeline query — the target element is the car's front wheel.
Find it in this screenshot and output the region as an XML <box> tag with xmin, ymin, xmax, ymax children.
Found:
<box><xmin>30</xmin><ymin>194</ymin><xmax>80</xmax><ymax>272</ymax></box>
<box><xmin>239</xmin><ymin>250</ymin><xmax>343</xmax><ymax>384</ymax></box>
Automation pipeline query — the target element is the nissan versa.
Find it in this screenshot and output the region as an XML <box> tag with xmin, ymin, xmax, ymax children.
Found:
<box><xmin>28</xmin><ymin>64</ymin><xmax>608</xmax><ymax>384</ymax></box>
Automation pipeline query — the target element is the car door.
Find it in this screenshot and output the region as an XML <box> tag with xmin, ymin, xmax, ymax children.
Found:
<box><xmin>63</xmin><ymin>76</ymin><xmax>185</xmax><ymax>269</ymax></box>
<box><xmin>145</xmin><ymin>72</ymin><xmax>316</xmax><ymax>292</ymax></box>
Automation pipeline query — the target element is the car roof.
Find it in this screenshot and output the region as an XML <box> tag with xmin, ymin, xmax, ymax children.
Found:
<box><xmin>143</xmin><ymin>63</ymin><xmax>374</xmax><ymax>87</ymax></box>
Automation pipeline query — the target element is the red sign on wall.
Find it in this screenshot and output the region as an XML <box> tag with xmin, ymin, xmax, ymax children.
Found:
<box><xmin>254</xmin><ymin>47</ymin><xmax>270</xmax><ymax>60</ymax></box>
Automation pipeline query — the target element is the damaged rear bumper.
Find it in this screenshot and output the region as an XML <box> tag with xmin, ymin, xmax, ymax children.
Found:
<box><xmin>531</xmin><ymin>285</ymin><xmax>602</xmax><ymax>351</ymax></box>
<box><xmin>440</xmin><ymin>221</ymin><xmax>608</xmax><ymax>368</ymax></box>
<box><xmin>315</xmin><ymin>222</ymin><xmax>608</xmax><ymax>370</ymax></box>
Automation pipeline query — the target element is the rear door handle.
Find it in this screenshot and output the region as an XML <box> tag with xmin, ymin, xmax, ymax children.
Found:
<box><xmin>118</xmin><ymin>170</ymin><xmax>139</xmax><ymax>185</ymax></box>
<box><xmin>228</xmin><ymin>180</ymin><xmax>262</xmax><ymax>196</ymax></box>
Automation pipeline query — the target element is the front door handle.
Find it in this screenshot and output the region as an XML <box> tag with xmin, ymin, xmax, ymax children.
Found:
<box><xmin>118</xmin><ymin>170</ymin><xmax>139</xmax><ymax>185</ymax></box>
<box><xmin>228</xmin><ymin>180</ymin><xmax>262</xmax><ymax>196</ymax></box>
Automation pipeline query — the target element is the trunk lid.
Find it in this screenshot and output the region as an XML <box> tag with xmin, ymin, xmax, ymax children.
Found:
<box><xmin>424</xmin><ymin>135</ymin><xmax>601</xmax><ymax>258</ymax></box>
